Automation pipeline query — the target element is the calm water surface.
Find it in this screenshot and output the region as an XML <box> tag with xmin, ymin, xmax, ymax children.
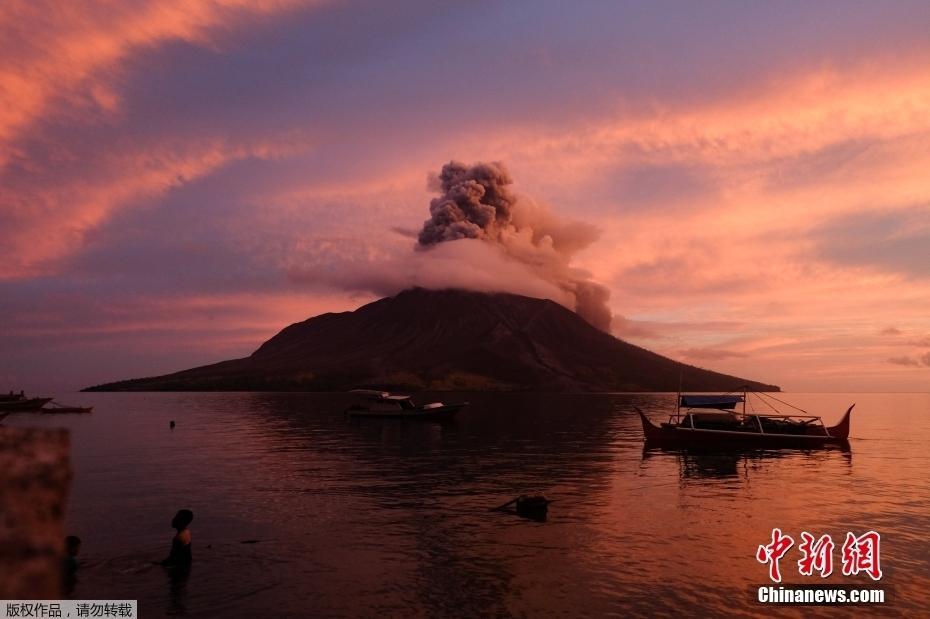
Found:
<box><xmin>8</xmin><ymin>392</ymin><xmax>929</xmax><ymax>617</ymax></box>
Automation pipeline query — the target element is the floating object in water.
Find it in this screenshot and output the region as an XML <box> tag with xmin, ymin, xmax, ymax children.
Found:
<box><xmin>491</xmin><ymin>494</ymin><xmax>552</xmax><ymax>522</ymax></box>
<box><xmin>638</xmin><ymin>389</ymin><xmax>853</xmax><ymax>449</ymax></box>
<box><xmin>344</xmin><ymin>390</ymin><xmax>467</xmax><ymax>420</ymax></box>
<box><xmin>515</xmin><ymin>495</ymin><xmax>551</xmax><ymax>520</ymax></box>
<box><xmin>170</xmin><ymin>421</ymin><xmax>176</xmax><ymax>429</ymax></box>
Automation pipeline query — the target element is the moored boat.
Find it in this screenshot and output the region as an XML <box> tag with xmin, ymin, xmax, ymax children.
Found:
<box><xmin>345</xmin><ymin>390</ymin><xmax>467</xmax><ymax>420</ymax></box>
<box><xmin>638</xmin><ymin>391</ymin><xmax>852</xmax><ymax>449</ymax></box>
<box><xmin>0</xmin><ymin>395</ymin><xmax>54</xmax><ymax>412</ymax></box>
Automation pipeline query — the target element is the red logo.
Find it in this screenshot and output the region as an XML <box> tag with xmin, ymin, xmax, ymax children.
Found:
<box><xmin>841</xmin><ymin>531</ymin><xmax>883</xmax><ymax>581</ymax></box>
<box><xmin>756</xmin><ymin>528</ymin><xmax>795</xmax><ymax>583</ymax></box>
<box><xmin>797</xmin><ymin>532</ymin><xmax>835</xmax><ymax>577</ymax></box>
<box><xmin>757</xmin><ymin>529</ymin><xmax>882</xmax><ymax>582</ymax></box>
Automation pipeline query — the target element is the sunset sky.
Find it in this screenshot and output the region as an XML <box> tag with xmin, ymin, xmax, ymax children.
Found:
<box><xmin>2</xmin><ymin>1</ymin><xmax>929</xmax><ymax>393</ymax></box>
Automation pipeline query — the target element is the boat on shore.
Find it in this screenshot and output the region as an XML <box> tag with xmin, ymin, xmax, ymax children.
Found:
<box><xmin>345</xmin><ymin>390</ymin><xmax>467</xmax><ymax>420</ymax></box>
<box><xmin>0</xmin><ymin>392</ymin><xmax>54</xmax><ymax>412</ymax></box>
<box><xmin>637</xmin><ymin>391</ymin><xmax>853</xmax><ymax>449</ymax></box>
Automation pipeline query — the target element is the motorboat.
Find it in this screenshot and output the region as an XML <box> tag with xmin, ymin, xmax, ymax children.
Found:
<box><xmin>345</xmin><ymin>390</ymin><xmax>467</xmax><ymax>420</ymax></box>
<box><xmin>0</xmin><ymin>392</ymin><xmax>54</xmax><ymax>412</ymax></box>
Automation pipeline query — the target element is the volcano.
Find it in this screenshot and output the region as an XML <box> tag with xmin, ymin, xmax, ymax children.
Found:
<box><xmin>84</xmin><ymin>288</ymin><xmax>778</xmax><ymax>392</ymax></box>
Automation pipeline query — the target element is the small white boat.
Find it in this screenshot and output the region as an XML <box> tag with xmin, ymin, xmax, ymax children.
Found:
<box><xmin>345</xmin><ymin>390</ymin><xmax>467</xmax><ymax>420</ymax></box>
<box><xmin>40</xmin><ymin>401</ymin><xmax>94</xmax><ymax>414</ymax></box>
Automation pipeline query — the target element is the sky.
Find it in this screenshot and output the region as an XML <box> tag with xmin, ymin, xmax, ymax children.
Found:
<box><xmin>2</xmin><ymin>0</ymin><xmax>929</xmax><ymax>393</ymax></box>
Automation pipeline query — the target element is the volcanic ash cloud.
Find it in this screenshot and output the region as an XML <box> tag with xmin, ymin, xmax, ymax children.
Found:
<box><xmin>416</xmin><ymin>160</ymin><xmax>613</xmax><ymax>331</ymax></box>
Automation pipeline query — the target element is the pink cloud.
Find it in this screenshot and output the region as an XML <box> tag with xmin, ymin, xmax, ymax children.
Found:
<box><xmin>0</xmin><ymin>0</ymin><xmax>309</xmax><ymax>163</ymax></box>
<box><xmin>0</xmin><ymin>137</ymin><xmax>310</xmax><ymax>280</ymax></box>
<box><xmin>287</xmin><ymin>237</ymin><xmax>576</xmax><ymax>310</ymax></box>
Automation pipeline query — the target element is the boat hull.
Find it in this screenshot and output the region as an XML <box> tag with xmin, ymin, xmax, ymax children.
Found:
<box><xmin>637</xmin><ymin>405</ymin><xmax>853</xmax><ymax>449</ymax></box>
<box><xmin>346</xmin><ymin>403</ymin><xmax>466</xmax><ymax>420</ymax></box>
<box><xmin>41</xmin><ymin>406</ymin><xmax>94</xmax><ymax>414</ymax></box>
<box><xmin>0</xmin><ymin>397</ymin><xmax>53</xmax><ymax>412</ymax></box>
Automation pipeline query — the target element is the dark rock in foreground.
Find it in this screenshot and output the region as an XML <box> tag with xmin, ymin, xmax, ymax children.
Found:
<box><xmin>0</xmin><ymin>427</ymin><xmax>71</xmax><ymax>599</ymax></box>
<box><xmin>84</xmin><ymin>288</ymin><xmax>778</xmax><ymax>392</ymax></box>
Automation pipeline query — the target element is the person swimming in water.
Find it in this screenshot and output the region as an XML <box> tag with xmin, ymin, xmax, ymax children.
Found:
<box><xmin>161</xmin><ymin>509</ymin><xmax>193</xmax><ymax>567</ymax></box>
<box><xmin>63</xmin><ymin>535</ymin><xmax>81</xmax><ymax>572</ymax></box>
<box><xmin>61</xmin><ymin>535</ymin><xmax>81</xmax><ymax>594</ymax></box>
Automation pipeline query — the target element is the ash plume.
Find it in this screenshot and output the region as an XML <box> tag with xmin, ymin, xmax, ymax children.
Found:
<box><xmin>416</xmin><ymin>160</ymin><xmax>613</xmax><ymax>331</ymax></box>
<box><xmin>418</xmin><ymin>161</ymin><xmax>516</xmax><ymax>245</ymax></box>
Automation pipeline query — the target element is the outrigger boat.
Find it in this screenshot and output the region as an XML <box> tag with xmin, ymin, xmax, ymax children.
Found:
<box><xmin>345</xmin><ymin>390</ymin><xmax>467</xmax><ymax>420</ymax></box>
<box><xmin>637</xmin><ymin>390</ymin><xmax>853</xmax><ymax>449</ymax></box>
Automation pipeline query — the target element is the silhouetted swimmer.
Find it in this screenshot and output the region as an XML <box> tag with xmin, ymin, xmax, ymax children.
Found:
<box><xmin>62</xmin><ymin>535</ymin><xmax>81</xmax><ymax>573</ymax></box>
<box><xmin>161</xmin><ymin>509</ymin><xmax>193</xmax><ymax>567</ymax></box>
<box><xmin>62</xmin><ymin>535</ymin><xmax>81</xmax><ymax>595</ymax></box>
<box><xmin>170</xmin><ymin>420</ymin><xmax>176</xmax><ymax>429</ymax></box>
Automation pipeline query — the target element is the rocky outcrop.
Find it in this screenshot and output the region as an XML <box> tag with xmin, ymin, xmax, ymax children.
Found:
<box><xmin>0</xmin><ymin>427</ymin><xmax>71</xmax><ymax>599</ymax></box>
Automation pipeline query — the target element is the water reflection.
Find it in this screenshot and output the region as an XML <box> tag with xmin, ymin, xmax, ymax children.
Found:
<box><xmin>240</xmin><ymin>391</ymin><xmax>627</xmax><ymax>500</ymax></box>
<box><xmin>6</xmin><ymin>391</ymin><xmax>928</xmax><ymax>616</ymax></box>
<box><xmin>642</xmin><ymin>445</ymin><xmax>852</xmax><ymax>481</ymax></box>
<box><xmin>165</xmin><ymin>565</ymin><xmax>190</xmax><ymax>616</ymax></box>
<box><xmin>232</xmin><ymin>392</ymin><xmax>624</xmax><ymax>616</ymax></box>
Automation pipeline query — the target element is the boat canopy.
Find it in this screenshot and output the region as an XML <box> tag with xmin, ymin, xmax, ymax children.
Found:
<box><xmin>349</xmin><ymin>389</ymin><xmax>390</xmax><ymax>398</ymax></box>
<box><xmin>680</xmin><ymin>395</ymin><xmax>744</xmax><ymax>409</ymax></box>
<box><xmin>348</xmin><ymin>390</ymin><xmax>415</xmax><ymax>402</ymax></box>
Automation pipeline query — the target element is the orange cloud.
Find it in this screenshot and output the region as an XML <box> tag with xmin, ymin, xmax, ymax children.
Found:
<box><xmin>0</xmin><ymin>1</ymin><xmax>326</xmax><ymax>279</ymax></box>
<box><xmin>0</xmin><ymin>0</ymin><xmax>310</xmax><ymax>163</ymax></box>
<box><xmin>0</xmin><ymin>136</ymin><xmax>312</xmax><ymax>280</ymax></box>
<box><xmin>498</xmin><ymin>61</ymin><xmax>930</xmax><ymax>390</ymax></box>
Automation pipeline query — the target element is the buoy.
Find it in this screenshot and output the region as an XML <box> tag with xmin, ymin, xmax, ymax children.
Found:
<box><xmin>169</xmin><ymin>420</ymin><xmax>176</xmax><ymax>429</ymax></box>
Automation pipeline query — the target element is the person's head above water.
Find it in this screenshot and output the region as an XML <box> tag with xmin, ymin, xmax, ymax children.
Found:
<box><xmin>171</xmin><ymin>509</ymin><xmax>194</xmax><ymax>531</ymax></box>
<box><xmin>64</xmin><ymin>535</ymin><xmax>81</xmax><ymax>557</ymax></box>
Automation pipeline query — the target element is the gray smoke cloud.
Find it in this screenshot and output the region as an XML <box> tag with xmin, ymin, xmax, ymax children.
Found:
<box><xmin>418</xmin><ymin>161</ymin><xmax>516</xmax><ymax>245</ymax></box>
<box><xmin>416</xmin><ymin>160</ymin><xmax>613</xmax><ymax>331</ymax></box>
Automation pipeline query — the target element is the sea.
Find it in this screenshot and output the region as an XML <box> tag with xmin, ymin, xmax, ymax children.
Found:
<box><xmin>6</xmin><ymin>392</ymin><xmax>929</xmax><ymax>617</ymax></box>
